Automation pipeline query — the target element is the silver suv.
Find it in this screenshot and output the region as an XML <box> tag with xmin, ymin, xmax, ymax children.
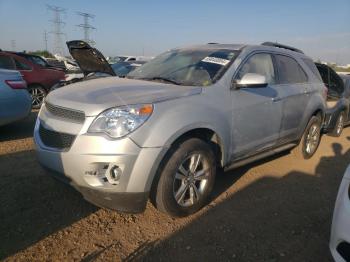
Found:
<box><xmin>34</xmin><ymin>42</ymin><xmax>326</xmax><ymax>217</ymax></box>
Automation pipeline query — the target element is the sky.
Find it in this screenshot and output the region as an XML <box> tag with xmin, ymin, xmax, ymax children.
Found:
<box><xmin>0</xmin><ymin>0</ymin><xmax>349</xmax><ymax>65</ymax></box>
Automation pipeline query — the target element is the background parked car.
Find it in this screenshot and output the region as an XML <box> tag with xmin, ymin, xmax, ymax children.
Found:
<box><xmin>51</xmin><ymin>40</ymin><xmax>144</xmax><ymax>90</ymax></box>
<box><xmin>316</xmin><ymin>63</ymin><xmax>350</xmax><ymax>136</ymax></box>
<box><xmin>0</xmin><ymin>69</ymin><xmax>31</xmax><ymax>126</ymax></box>
<box><xmin>330</xmin><ymin>164</ymin><xmax>350</xmax><ymax>262</ymax></box>
<box><xmin>111</xmin><ymin>61</ymin><xmax>145</xmax><ymax>77</ymax></box>
<box><xmin>0</xmin><ymin>51</ymin><xmax>65</xmax><ymax>108</ymax></box>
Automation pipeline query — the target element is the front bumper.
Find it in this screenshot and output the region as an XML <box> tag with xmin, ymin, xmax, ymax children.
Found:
<box><xmin>330</xmin><ymin>166</ymin><xmax>350</xmax><ymax>261</ymax></box>
<box><xmin>34</xmin><ymin>115</ymin><xmax>163</xmax><ymax>213</ymax></box>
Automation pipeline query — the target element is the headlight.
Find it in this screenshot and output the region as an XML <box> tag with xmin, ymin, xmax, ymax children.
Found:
<box><xmin>88</xmin><ymin>104</ymin><xmax>153</xmax><ymax>138</ymax></box>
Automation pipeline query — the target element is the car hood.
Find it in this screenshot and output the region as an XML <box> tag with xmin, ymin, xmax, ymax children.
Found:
<box><xmin>46</xmin><ymin>77</ymin><xmax>202</xmax><ymax>116</ymax></box>
<box><xmin>66</xmin><ymin>40</ymin><xmax>116</xmax><ymax>77</ymax></box>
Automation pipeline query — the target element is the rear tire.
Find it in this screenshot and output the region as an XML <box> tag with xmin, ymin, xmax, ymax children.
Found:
<box><xmin>152</xmin><ymin>138</ymin><xmax>216</xmax><ymax>217</ymax></box>
<box><xmin>292</xmin><ymin>115</ymin><xmax>322</xmax><ymax>160</ymax></box>
<box><xmin>29</xmin><ymin>85</ymin><xmax>47</xmax><ymax>109</ymax></box>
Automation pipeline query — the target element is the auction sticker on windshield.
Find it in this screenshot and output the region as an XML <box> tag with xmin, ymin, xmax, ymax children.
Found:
<box><xmin>202</xmin><ymin>56</ymin><xmax>230</xmax><ymax>66</ymax></box>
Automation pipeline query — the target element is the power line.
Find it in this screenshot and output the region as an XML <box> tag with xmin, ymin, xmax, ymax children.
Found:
<box><xmin>43</xmin><ymin>30</ymin><xmax>48</xmax><ymax>51</ymax></box>
<box><xmin>10</xmin><ymin>40</ymin><xmax>16</xmax><ymax>51</ymax></box>
<box><xmin>76</xmin><ymin>12</ymin><xmax>96</xmax><ymax>45</ymax></box>
<box><xmin>47</xmin><ymin>5</ymin><xmax>66</xmax><ymax>55</ymax></box>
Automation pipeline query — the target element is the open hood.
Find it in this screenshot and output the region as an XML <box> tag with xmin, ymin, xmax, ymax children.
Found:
<box><xmin>66</xmin><ymin>40</ymin><xmax>116</xmax><ymax>77</ymax></box>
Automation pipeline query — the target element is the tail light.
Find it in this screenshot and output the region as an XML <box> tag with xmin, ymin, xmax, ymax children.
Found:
<box><xmin>5</xmin><ymin>79</ymin><xmax>27</xmax><ymax>89</ymax></box>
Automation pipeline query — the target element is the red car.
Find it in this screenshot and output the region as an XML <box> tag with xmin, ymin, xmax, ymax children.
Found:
<box><xmin>0</xmin><ymin>51</ymin><xmax>65</xmax><ymax>108</ymax></box>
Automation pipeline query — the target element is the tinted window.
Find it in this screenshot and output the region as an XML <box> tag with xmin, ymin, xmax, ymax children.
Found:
<box><xmin>0</xmin><ymin>55</ymin><xmax>15</xmax><ymax>70</ymax></box>
<box><xmin>25</xmin><ymin>55</ymin><xmax>48</xmax><ymax>67</ymax></box>
<box><xmin>275</xmin><ymin>55</ymin><xmax>308</xmax><ymax>84</ymax></box>
<box><xmin>111</xmin><ymin>63</ymin><xmax>133</xmax><ymax>76</ymax></box>
<box><xmin>302</xmin><ymin>58</ymin><xmax>322</xmax><ymax>81</ymax></box>
<box><xmin>317</xmin><ymin>64</ymin><xmax>344</xmax><ymax>97</ymax></box>
<box><xmin>14</xmin><ymin>59</ymin><xmax>31</xmax><ymax>70</ymax></box>
<box><xmin>236</xmin><ymin>53</ymin><xmax>276</xmax><ymax>85</ymax></box>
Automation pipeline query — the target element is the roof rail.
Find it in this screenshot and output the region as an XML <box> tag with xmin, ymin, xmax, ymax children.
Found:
<box><xmin>261</xmin><ymin>42</ymin><xmax>304</xmax><ymax>54</ymax></box>
<box><xmin>207</xmin><ymin>42</ymin><xmax>219</xmax><ymax>44</ymax></box>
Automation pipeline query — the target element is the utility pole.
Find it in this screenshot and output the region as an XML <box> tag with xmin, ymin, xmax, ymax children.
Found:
<box><xmin>47</xmin><ymin>5</ymin><xmax>66</xmax><ymax>55</ymax></box>
<box><xmin>10</xmin><ymin>40</ymin><xmax>16</xmax><ymax>51</ymax></box>
<box><xmin>43</xmin><ymin>30</ymin><xmax>48</xmax><ymax>51</ymax></box>
<box><xmin>76</xmin><ymin>12</ymin><xmax>96</xmax><ymax>45</ymax></box>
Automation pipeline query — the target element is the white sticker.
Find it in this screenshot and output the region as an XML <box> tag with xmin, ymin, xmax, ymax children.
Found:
<box><xmin>202</xmin><ymin>56</ymin><xmax>230</xmax><ymax>66</ymax></box>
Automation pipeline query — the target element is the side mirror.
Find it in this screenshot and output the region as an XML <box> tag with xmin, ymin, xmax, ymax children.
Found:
<box><xmin>232</xmin><ymin>73</ymin><xmax>268</xmax><ymax>89</ymax></box>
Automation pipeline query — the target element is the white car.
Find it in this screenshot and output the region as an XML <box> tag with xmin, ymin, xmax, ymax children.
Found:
<box><xmin>330</xmin><ymin>165</ymin><xmax>350</xmax><ymax>261</ymax></box>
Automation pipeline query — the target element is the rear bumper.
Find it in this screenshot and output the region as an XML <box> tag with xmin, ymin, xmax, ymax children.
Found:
<box><xmin>0</xmin><ymin>91</ymin><xmax>32</xmax><ymax>126</ymax></box>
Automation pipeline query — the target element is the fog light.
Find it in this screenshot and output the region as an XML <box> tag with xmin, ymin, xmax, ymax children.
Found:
<box><xmin>110</xmin><ymin>166</ymin><xmax>122</xmax><ymax>183</ymax></box>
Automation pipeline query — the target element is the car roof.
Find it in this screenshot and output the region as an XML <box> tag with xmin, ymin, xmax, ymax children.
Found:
<box><xmin>173</xmin><ymin>43</ymin><xmax>309</xmax><ymax>58</ymax></box>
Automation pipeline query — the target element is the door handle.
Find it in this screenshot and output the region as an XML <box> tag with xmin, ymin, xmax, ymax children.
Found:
<box><xmin>272</xmin><ymin>97</ymin><xmax>282</xmax><ymax>102</ymax></box>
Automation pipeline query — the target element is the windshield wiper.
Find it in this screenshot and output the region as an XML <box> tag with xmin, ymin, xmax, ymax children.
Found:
<box><xmin>142</xmin><ymin>77</ymin><xmax>181</xmax><ymax>85</ymax></box>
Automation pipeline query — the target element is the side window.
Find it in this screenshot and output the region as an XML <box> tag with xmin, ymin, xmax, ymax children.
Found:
<box><xmin>236</xmin><ymin>53</ymin><xmax>276</xmax><ymax>85</ymax></box>
<box><xmin>316</xmin><ymin>65</ymin><xmax>329</xmax><ymax>85</ymax></box>
<box><xmin>329</xmin><ymin>69</ymin><xmax>344</xmax><ymax>96</ymax></box>
<box><xmin>0</xmin><ymin>55</ymin><xmax>15</xmax><ymax>70</ymax></box>
<box><xmin>14</xmin><ymin>59</ymin><xmax>32</xmax><ymax>70</ymax></box>
<box><xmin>275</xmin><ymin>55</ymin><xmax>308</xmax><ymax>84</ymax></box>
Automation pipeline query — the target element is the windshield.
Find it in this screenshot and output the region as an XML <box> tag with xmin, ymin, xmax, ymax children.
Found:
<box><xmin>128</xmin><ymin>48</ymin><xmax>238</xmax><ymax>86</ymax></box>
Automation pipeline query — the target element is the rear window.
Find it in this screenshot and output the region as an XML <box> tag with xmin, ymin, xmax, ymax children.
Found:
<box><xmin>275</xmin><ymin>55</ymin><xmax>308</xmax><ymax>84</ymax></box>
<box><xmin>302</xmin><ymin>58</ymin><xmax>322</xmax><ymax>81</ymax></box>
<box><xmin>0</xmin><ymin>55</ymin><xmax>15</xmax><ymax>70</ymax></box>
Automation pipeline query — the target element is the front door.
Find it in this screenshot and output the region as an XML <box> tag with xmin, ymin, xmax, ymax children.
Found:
<box><xmin>231</xmin><ymin>52</ymin><xmax>283</xmax><ymax>159</ymax></box>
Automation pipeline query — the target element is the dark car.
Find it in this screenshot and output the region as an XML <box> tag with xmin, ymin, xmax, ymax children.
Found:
<box><xmin>0</xmin><ymin>51</ymin><xmax>65</xmax><ymax>108</ymax></box>
<box><xmin>316</xmin><ymin>63</ymin><xmax>350</xmax><ymax>136</ymax></box>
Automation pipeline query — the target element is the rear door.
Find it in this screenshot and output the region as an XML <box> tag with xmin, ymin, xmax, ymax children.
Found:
<box><xmin>11</xmin><ymin>56</ymin><xmax>34</xmax><ymax>85</ymax></box>
<box><xmin>0</xmin><ymin>54</ymin><xmax>16</xmax><ymax>70</ymax></box>
<box><xmin>273</xmin><ymin>54</ymin><xmax>310</xmax><ymax>142</ymax></box>
<box><xmin>231</xmin><ymin>52</ymin><xmax>283</xmax><ymax>158</ymax></box>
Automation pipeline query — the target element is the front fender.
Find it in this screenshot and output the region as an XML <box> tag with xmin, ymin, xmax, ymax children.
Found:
<box><xmin>129</xmin><ymin>94</ymin><xmax>231</xmax><ymax>165</ymax></box>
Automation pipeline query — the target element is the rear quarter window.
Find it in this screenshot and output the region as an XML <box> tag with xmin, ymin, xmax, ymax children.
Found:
<box><xmin>302</xmin><ymin>58</ymin><xmax>322</xmax><ymax>81</ymax></box>
<box><xmin>0</xmin><ymin>55</ymin><xmax>15</xmax><ymax>70</ymax></box>
<box><xmin>14</xmin><ymin>58</ymin><xmax>32</xmax><ymax>70</ymax></box>
<box><xmin>275</xmin><ymin>54</ymin><xmax>308</xmax><ymax>84</ymax></box>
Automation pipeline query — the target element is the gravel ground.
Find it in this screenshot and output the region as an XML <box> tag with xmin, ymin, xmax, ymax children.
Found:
<box><xmin>1</xmin><ymin>111</ymin><xmax>349</xmax><ymax>261</ymax></box>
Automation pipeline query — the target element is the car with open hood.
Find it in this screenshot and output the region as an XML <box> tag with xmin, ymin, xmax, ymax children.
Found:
<box><xmin>52</xmin><ymin>41</ymin><xmax>145</xmax><ymax>90</ymax></box>
<box><xmin>316</xmin><ymin>63</ymin><xmax>350</xmax><ymax>136</ymax></box>
<box><xmin>35</xmin><ymin>42</ymin><xmax>326</xmax><ymax>217</ymax></box>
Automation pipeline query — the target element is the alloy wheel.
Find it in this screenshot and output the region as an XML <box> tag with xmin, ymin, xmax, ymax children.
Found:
<box><xmin>336</xmin><ymin>113</ymin><xmax>345</xmax><ymax>136</ymax></box>
<box><xmin>305</xmin><ymin>124</ymin><xmax>320</xmax><ymax>155</ymax></box>
<box><xmin>173</xmin><ymin>153</ymin><xmax>210</xmax><ymax>207</ymax></box>
<box><xmin>29</xmin><ymin>87</ymin><xmax>46</xmax><ymax>108</ymax></box>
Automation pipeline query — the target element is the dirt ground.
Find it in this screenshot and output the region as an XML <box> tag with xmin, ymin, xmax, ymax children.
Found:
<box><xmin>1</xmin><ymin>111</ymin><xmax>349</xmax><ymax>261</ymax></box>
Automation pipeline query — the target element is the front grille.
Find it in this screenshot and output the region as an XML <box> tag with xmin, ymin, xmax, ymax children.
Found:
<box><xmin>39</xmin><ymin>124</ymin><xmax>76</xmax><ymax>150</ymax></box>
<box><xmin>45</xmin><ymin>102</ymin><xmax>85</xmax><ymax>123</ymax></box>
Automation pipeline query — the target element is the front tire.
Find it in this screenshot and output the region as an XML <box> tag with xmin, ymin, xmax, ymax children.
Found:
<box><xmin>28</xmin><ymin>85</ymin><xmax>47</xmax><ymax>109</ymax></box>
<box><xmin>292</xmin><ymin>115</ymin><xmax>322</xmax><ymax>159</ymax></box>
<box><xmin>152</xmin><ymin>138</ymin><xmax>216</xmax><ymax>217</ymax></box>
